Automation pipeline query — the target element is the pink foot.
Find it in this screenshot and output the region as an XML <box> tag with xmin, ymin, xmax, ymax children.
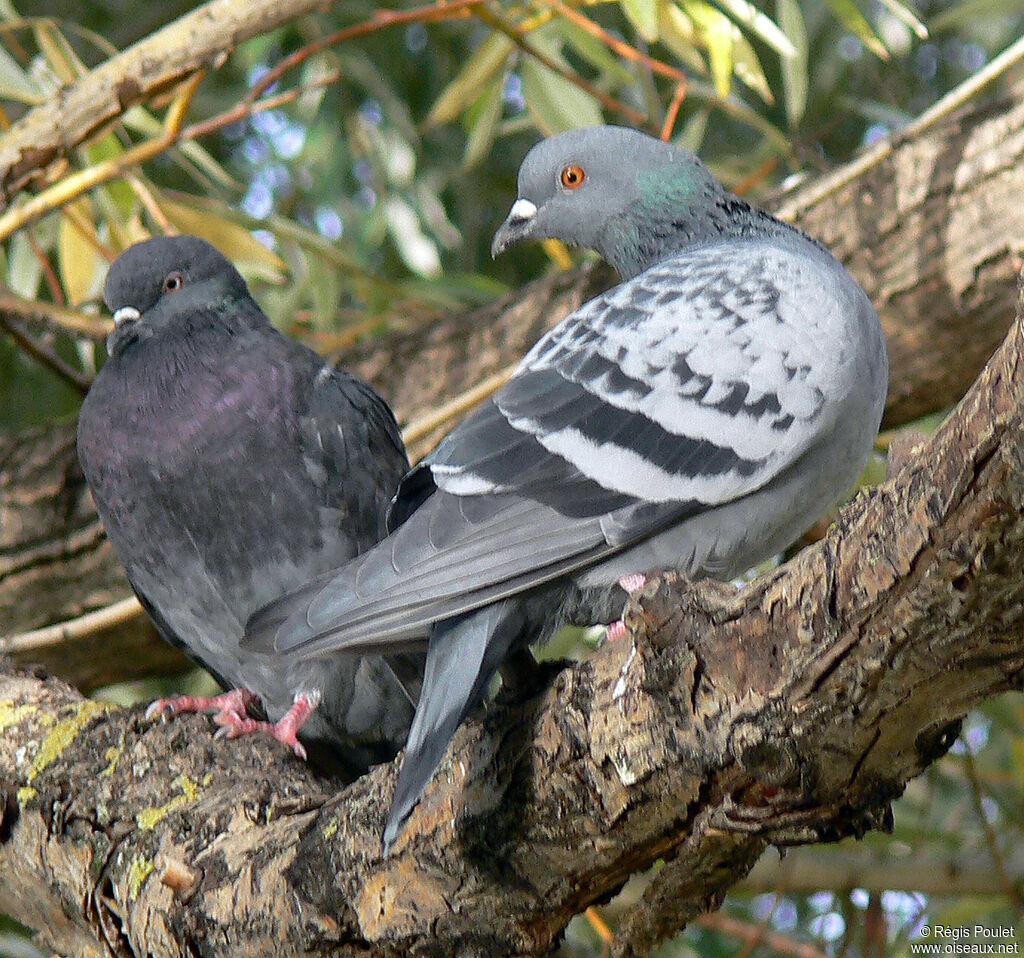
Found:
<box><xmin>146</xmin><ymin>687</ymin><xmax>258</xmax><ymax>725</ymax></box>
<box><xmin>605</xmin><ymin>574</ymin><xmax>649</xmax><ymax>642</ymax></box>
<box><xmin>213</xmin><ymin>691</ymin><xmax>320</xmax><ymax>760</ymax></box>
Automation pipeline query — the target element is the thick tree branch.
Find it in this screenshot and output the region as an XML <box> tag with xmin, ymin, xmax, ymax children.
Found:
<box><xmin>3</xmin><ymin>278</ymin><xmax>1024</xmax><ymax>955</ymax></box>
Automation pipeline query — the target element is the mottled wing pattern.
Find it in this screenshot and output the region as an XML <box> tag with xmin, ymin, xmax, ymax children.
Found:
<box><xmin>432</xmin><ymin>238</ymin><xmax>846</xmax><ymax>510</ymax></box>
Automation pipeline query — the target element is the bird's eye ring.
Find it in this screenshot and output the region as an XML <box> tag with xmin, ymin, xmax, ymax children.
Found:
<box><xmin>560</xmin><ymin>165</ymin><xmax>585</xmax><ymax>188</ymax></box>
<box><xmin>164</xmin><ymin>272</ymin><xmax>184</xmax><ymax>293</ymax></box>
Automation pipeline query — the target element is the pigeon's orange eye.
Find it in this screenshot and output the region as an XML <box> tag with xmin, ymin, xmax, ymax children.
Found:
<box><xmin>560</xmin><ymin>165</ymin><xmax>585</xmax><ymax>188</ymax></box>
<box><xmin>164</xmin><ymin>272</ymin><xmax>184</xmax><ymax>293</ymax></box>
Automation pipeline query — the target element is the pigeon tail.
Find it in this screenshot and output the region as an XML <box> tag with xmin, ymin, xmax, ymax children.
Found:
<box><xmin>383</xmin><ymin>600</ymin><xmax>526</xmax><ymax>853</ymax></box>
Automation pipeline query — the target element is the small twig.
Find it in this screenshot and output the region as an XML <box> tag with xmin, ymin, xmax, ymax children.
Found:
<box><xmin>0</xmin><ymin>288</ymin><xmax>110</xmax><ymax>338</ymax></box>
<box><xmin>548</xmin><ymin>0</ymin><xmax>686</xmax><ymax>84</ymax></box>
<box><xmin>962</xmin><ymin>746</ymin><xmax>1024</xmax><ymax>917</ymax></box>
<box><xmin>776</xmin><ymin>32</ymin><xmax>1024</xmax><ymax>220</ymax></box>
<box><xmin>125</xmin><ymin>172</ymin><xmax>175</xmax><ymax>235</ymax></box>
<box><xmin>401</xmin><ymin>363</ymin><xmax>516</xmax><ymax>448</ymax></box>
<box><xmin>474</xmin><ymin>3</ymin><xmax>652</xmax><ymax>131</ymax></box>
<box><xmin>0</xmin><ymin>71</ymin><xmax>205</xmax><ymax>242</ymax></box>
<box><xmin>696</xmin><ymin>911</ymin><xmax>830</xmax><ymax>958</ymax></box>
<box><xmin>245</xmin><ymin>0</ymin><xmax>481</xmax><ymax>107</ymax></box>
<box><xmin>660</xmin><ymin>81</ymin><xmax>688</xmax><ymax>141</ymax></box>
<box><xmin>1</xmin><ymin>596</ymin><xmax>143</xmax><ymax>654</ymax></box>
<box><xmin>61</xmin><ymin>197</ymin><xmax>117</xmax><ymax>262</ymax></box>
<box><xmin>0</xmin><ymin>312</ymin><xmax>92</xmax><ymax>392</ymax></box>
<box><xmin>585</xmin><ymin>906</ymin><xmax>613</xmax><ymax>957</ymax></box>
<box><xmin>27</xmin><ymin>226</ymin><xmax>65</xmax><ymax>304</ymax></box>
<box><xmin>182</xmin><ymin>69</ymin><xmax>342</xmax><ymax>141</ymax></box>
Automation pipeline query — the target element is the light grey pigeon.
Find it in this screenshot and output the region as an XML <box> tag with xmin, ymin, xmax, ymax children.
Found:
<box><xmin>77</xmin><ymin>234</ymin><xmax>418</xmax><ymax>774</ymax></box>
<box><xmin>246</xmin><ymin>125</ymin><xmax>889</xmax><ymax>847</ymax></box>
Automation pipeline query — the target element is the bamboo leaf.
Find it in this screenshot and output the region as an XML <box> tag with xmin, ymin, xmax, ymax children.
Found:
<box><xmin>520</xmin><ymin>57</ymin><xmax>603</xmax><ymax>134</ymax></box>
<box><xmin>659</xmin><ymin>4</ymin><xmax>710</xmax><ymax>74</ymax></box>
<box><xmin>824</xmin><ymin>0</ymin><xmax>889</xmax><ymax>60</ymax></box>
<box><xmin>776</xmin><ymin>0</ymin><xmax>808</xmax><ymax>126</ymax></box>
<box><xmin>619</xmin><ymin>0</ymin><xmax>661</xmax><ymax>42</ymax></box>
<box><xmin>0</xmin><ymin>42</ymin><xmax>42</xmax><ymax>102</ymax></box>
<box><xmin>713</xmin><ymin>0</ymin><xmax>797</xmax><ymax>57</ymax></box>
<box><xmin>34</xmin><ymin>22</ymin><xmax>85</xmax><ymax>84</ymax></box>
<box><xmin>463</xmin><ymin>77</ymin><xmax>504</xmax><ymax>170</ymax></box>
<box><xmin>58</xmin><ymin>197</ymin><xmax>101</xmax><ymax>306</ymax></box>
<box><xmin>157</xmin><ymin>196</ymin><xmax>287</xmax><ymax>281</ymax></box>
<box><xmin>684</xmin><ymin>0</ymin><xmax>737</xmax><ymax>98</ymax></box>
<box><xmin>731</xmin><ymin>32</ymin><xmax>773</xmax><ymax>104</ymax></box>
<box><xmin>426</xmin><ymin>33</ymin><xmax>515</xmax><ymax>128</ymax></box>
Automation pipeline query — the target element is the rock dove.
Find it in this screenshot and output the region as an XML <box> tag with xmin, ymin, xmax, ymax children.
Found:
<box><xmin>246</xmin><ymin>125</ymin><xmax>889</xmax><ymax>848</ymax></box>
<box><xmin>76</xmin><ymin>234</ymin><xmax>417</xmax><ymax>773</ymax></box>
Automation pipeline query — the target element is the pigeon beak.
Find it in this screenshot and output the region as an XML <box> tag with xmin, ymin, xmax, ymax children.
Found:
<box><xmin>112</xmin><ymin>306</ymin><xmax>142</xmax><ymax>326</ymax></box>
<box><xmin>491</xmin><ymin>198</ymin><xmax>538</xmax><ymax>258</ymax></box>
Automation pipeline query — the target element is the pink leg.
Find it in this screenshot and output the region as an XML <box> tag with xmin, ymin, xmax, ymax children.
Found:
<box><xmin>213</xmin><ymin>691</ymin><xmax>320</xmax><ymax>760</ymax></box>
<box><xmin>146</xmin><ymin>687</ymin><xmax>258</xmax><ymax>724</ymax></box>
<box><xmin>605</xmin><ymin>573</ymin><xmax>649</xmax><ymax>642</ymax></box>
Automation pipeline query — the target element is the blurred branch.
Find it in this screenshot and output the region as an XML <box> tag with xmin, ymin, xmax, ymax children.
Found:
<box><xmin>0</xmin><ymin>313</ymin><xmax>91</xmax><ymax>392</ymax></box>
<box><xmin>962</xmin><ymin>748</ymin><xmax>1024</xmax><ymax>917</ymax></box>
<box><xmin>0</xmin><ymin>288</ymin><xmax>109</xmax><ymax>338</ymax></box>
<box><xmin>695</xmin><ymin>912</ymin><xmax>829</xmax><ymax>958</ymax></box>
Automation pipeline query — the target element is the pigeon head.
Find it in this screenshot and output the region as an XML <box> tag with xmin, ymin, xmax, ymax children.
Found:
<box><xmin>492</xmin><ymin>125</ymin><xmax>749</xmax><ymax>279</ymax></box>
<box><xmin>103</xmin><ymin>235</ymin><xmax>253</xmax><ymax>356</ymax></box>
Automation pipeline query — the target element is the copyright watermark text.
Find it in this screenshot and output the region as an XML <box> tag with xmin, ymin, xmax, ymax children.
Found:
<box><xmin>912</xmin><ymin>926</ymin><xmax>1019</xmax><ymax>955</ymax></box>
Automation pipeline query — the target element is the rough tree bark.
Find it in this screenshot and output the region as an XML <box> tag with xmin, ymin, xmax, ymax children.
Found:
<box><xmin>2</xmin><ymin>276</ymin><xmax>1023</xmax><ymax>958</ymax></box>
<box><xmin>5</xmin><ymin>69</ymin><xmax>1024</xmax><ymax>684</ymax></box>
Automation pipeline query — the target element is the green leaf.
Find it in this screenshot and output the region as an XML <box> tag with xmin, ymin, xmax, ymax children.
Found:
<box><xmin>713</xmin><ymin>0</ymin><xmax>797</xmax><ymax>57</ymax></box>
<box><xmin>34</xmin><ymin>22</ymin><xmax>85</xmax><ymax>84</ymax></box>
<box><xmin>463</xmin><ymin>77</ymin><xmax>504</xmax><ymax>170</ymax></box>
<box><xmin>619</xmin><ymin>0</ymin><xmax>660</xmax><ymax>42</ymax></box>
<box><xmin>776</xmin><ymin>0</ymin><xmax>808</xmax><ymax>126</ymax></box>
<box><xmin>676</xmin><ymin>107</ymin><xmax>710</xmax><ymax>152</ymax></box>
<box><xmin>7</xmin><ymin>230</ymin><xmax>41</xmax><ymax>299</ymax></box>
<box><xmin>824</xmin><ymin>0</ymin><xmax>889</xmax><ymax>60</ymax></box>
<box><xmin>731</xmin><ymin>32</ymin><xmax>773</xmax><ymax>104</ymax></box>
<box><xmin>426</xmin><ymin>32</ymin><xmax>515</xmax><ymax>128</ymax></box>
<box><xmin>876</xmin><ymin>0</ymin><xmax>927</xmax><ymax>39</ymax></box>
<box><xmin>556</xmin><ymin>19</ymin><xmax>635</xmax><ymax>85</ymax></box>
<box><xmin>0</xmin><ymin>42</ymin><xmax>42</xmax><ymax>103</ymax></box>
<box><xmin>658</xmin><ymin>4</ymin><xmax>709</xmax><ymax>75</ymax></box>
<box><xmin>520</xmin><ymin>57</ymin><xmax>604</xmax><ymax>135</ymax></box>
<box><xmin>684</xmin><ymin>0</ymin><xmax>737</xmax><ymax>98</ymax></box>
<box><xmin>158</xmin><ymin>196</ymin><xmax>287</xmax><ymax>282</ymax></box>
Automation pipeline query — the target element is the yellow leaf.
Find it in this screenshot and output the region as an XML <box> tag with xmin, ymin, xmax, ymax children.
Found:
<box><xmin>619</xmin><ymin>0</ymin><xmax>660</xmax><ymax>42</ymax></box>
<box><xmin>58</xmin><ymin>197</ymin><xmax>101</xmax><ymax>306</ymax></box>
<box><xmin>685</xmin><ymin>0</ymin><xmax>737</xmax><ymax>98</ymax></box>
<box><xmin>34</xmin><ymin>23</ymin><xmax>85</xmax><ymax>85</ymax></box>
<box><xmin>157</xmin><ymin>196</ymin><xmax>287</xmax><ymax>282</ymax></box>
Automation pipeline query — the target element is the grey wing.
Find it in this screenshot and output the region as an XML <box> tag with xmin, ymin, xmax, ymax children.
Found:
<box><xmin>250</xmin><ymin>238</ymin><xmax>862</xmax><ymax>657</ymax></box>
<box><xmin>300</xmin><ymin>364</ymin><xmax>410</xmax><ymax>549</ymax></box>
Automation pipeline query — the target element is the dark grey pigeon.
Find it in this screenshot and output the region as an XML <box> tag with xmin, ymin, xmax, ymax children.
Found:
<box><xmin>246</xmin><ymin>125</ymin><xmax>889</xmax><ymax>848</ymax></box>
<box><xmin>77</xmin><ymin>234</ymin><xmax>417</xmax><ymax>773</ymax></box>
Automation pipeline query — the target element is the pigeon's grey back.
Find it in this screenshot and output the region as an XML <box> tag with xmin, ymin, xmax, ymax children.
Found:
<box><xmin>246</xmin><ymin>126</ymin><xmax>888</xmax><ymax>844</ymax></box>
<box><xmin>78</xmin><ymin>234</ymin><xmax>416</xmax><ymax>770</ymax></box>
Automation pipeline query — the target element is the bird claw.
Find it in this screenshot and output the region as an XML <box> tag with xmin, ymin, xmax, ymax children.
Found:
<box><xmin>145</xmin><ymin>687</ymin><xmax>258</xmax><ymax>723</ymax></box>
<box><xmin>603</xmin><ymin>573</ymin><xmax>649</xmax><ymax>642</ymax></box>
<box><xmin>209</xmin><ymin>694</ymin><xmax>316</xmax><ymax>760</ymax></box>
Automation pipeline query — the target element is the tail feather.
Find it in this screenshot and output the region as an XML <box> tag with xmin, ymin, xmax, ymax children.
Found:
<box><xmin>382</xmin><ymin>600</ymin><xmax>525</xmax><ymax>852</ymax></box>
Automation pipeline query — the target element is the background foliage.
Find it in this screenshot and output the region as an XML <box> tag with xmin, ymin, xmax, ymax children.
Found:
<box><xmin>1</xmin><ymin>0</ymin><xmax>1022</xmax><ymax>955</ymax></box>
